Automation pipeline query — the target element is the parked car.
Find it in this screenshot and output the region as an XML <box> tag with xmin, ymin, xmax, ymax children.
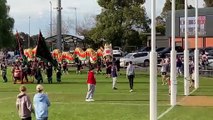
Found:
<box><xmin>113</xmin><ymin>49</ymin><xmax>124</xmax><ymax>56</ymax></box>
<box><xmin>138</xmin><ymin>46</ymin><xmax>151</xmax><ymax>52</ymax></box>
<box><xmin>156</xmin><ymin>47</ymin><xmax>166</xmax><ymax>53</ymax></box>
<box><xmin>158</xmin><ymin>46</ymin><xmax>184</xmax><ymax>58</ymax></box>
<box><xmin>120</xmin><ymin>52</ymin><xmax>150</xmax><ymax>67</ymax></box>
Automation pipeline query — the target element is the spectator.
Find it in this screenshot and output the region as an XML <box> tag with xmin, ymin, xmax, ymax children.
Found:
<box><xmin>1</xmin><ymin>62</ymin><xmax>8</xmax><ymax>83</ymax></box>
<box><xmin>111</xmin><ymin>62</ymin><xmax>118</xmax><ymax>90</ymax></box>
<box><xmin>85</xmin><ymin>67</ymin><xmax>96</xmax><ymax>102</ymax></box>
<box><xmin>33</xmin><ymin>85</ymin><xmax>50</xmax><ymax>120</ymax></box>
<box><xmin>56</xmin><ymin>63</ymin><xmax>62</xmax><ymax>83</ymax></box>
<box><xmin>126</xmin><ymin>61</ymin><xmax>135</xmax><ymax>92</ymax></box>
<box><xmin>35</xmin><ymin>65</ymin><xmax>43</xmax><ymax>84</ymax></box>
<box><xmin>16</xmin><ymin>85</ymin><xmax>34</xmax><ymax>120</ymax></box>
<box><xmin>46</xmin><ymin>62</ymin><xmax>53</xmax><ymax>84</ymax></box>
<box><xmin>160</xmin><ymin>59</ymin><xmax>168</xmax><ymax>85</ymax></box>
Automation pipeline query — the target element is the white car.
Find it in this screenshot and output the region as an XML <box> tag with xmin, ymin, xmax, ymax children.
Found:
<box><xmin>113</xmin><ymin>50</ymin><xmax>124</xmax><ymax>56</ymax></box>
<box><xmin>120</xmin><ymin>52</ymin><xmax>150</xmax><ymax>67</ymax></box>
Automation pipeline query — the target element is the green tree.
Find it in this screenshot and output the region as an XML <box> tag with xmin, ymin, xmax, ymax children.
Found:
<box><xmin>88</xmin><ymin>0</ymin><xmax>150</xmax><ymax>49</ymax></box>
<box><xmin>0</xmin><ymin>0</ymin><xmax>14</xmax><ymax>49</ymax></box>
<box><xmin>204</xmin><ymin>0</ymin><xmax>213</xmax><ymax>7</ymax></box>
<box><xmin>161</xmin><ymin>0</ymin><xmax>193</xmax><ymax>18</ymax></box>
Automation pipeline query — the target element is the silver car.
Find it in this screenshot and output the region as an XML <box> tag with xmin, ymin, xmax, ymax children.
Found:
<box><xmin>120</xmin><ymin>52</ymin><xmax>150</xmax><ymax>67</ymax></box>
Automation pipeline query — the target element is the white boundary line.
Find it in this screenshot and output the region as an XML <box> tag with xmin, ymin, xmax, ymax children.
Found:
<box><xmin>52</xmin><ymin>101</ymin><xmax>169</xmax><ymax>107</ymax></box>
<box><xmin>157</xmin><ymin>106</ymin><xmax>174</xmax><ymax>119</ymax></box>
<box><xmin>157</xmin><ymin>88</ymin><xmax>198</xmax><ymax>120</ymax></box>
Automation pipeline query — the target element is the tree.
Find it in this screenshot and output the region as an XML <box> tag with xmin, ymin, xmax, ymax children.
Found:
<box><xmin>204</xmin><ymin>0</ymin><xmax>213</xmax><ymax>7</ymax></box>
<box><xmin>161</xmin><ymin>0</ymin><xmax>193</xmax><ymax>18</ymax></box>
<box><xmin>0</xmin><ymin>0</ymin><xmax>15</xmax><ymax>49</ymax></box>
<box><xmin>88</xmin><ymin>0</ymin><xmax>150</xmax><ymax>49</ymax></box>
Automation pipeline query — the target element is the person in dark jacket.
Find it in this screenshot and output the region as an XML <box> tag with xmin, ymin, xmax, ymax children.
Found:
<box><xmin>46</xmin><ymin>62</ymin><xmax>53</xmax><ymax>84</ymax></box>
<box><xmin>111</xmin><ymin>63</ymin><xmax>118</xmax><ymax>90</ymax></box>
<box><xmin>1</xmin><ymin>62</ymin><xmax>8</xmax><ymax>82</ymax></box>
<box><xmin>56</xmin><ymin>63</ymin><xmax>62</xmax><ymax>83</ymax></box>
<box><xmin>35</xmin><ymin>65</ymin><xmax>43</xmax><ymax>84</ymax></box>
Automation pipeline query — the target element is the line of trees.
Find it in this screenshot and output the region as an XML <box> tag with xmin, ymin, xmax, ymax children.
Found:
<box><xmin>1</xmin><ymin>0</ymin><xmax>213</xmax><ymax>51</ymax></box>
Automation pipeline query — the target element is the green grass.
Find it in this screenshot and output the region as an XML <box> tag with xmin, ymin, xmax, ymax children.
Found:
<box><xmin>0</xmin><ymin>67</ymin><xmax>213</xmax><ymax>120</ymax></box>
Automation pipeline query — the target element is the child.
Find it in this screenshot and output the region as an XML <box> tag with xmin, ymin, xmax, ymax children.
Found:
<box><xmin>85</xmin><ymin>66</ymin><xmax>96</xmax><ymax>102</ymax></box>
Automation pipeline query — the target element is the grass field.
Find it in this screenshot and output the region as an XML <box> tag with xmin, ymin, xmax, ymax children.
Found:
<box><xmin>0</xmin><ymin>67</ymin><xmax>213</xmax><ymax>120</ymax></box>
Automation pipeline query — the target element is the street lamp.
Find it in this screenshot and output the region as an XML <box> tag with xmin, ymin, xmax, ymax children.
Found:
<box><xmin>28</xmin><ymin>16</ymin><xmax>31</xmax><ymax>48</ymax></box>
<box><xmin>68</xmin><ymin>7</ymin><xmax>77</xmax><ymax>35</ymax></box>
<box><xmin>49</xmin><ymin>1</ymin><xmax>53</xmax><ymax>37</ymax></box>
<box><xmin>56</xmin><ymin>0</ymin><xmax>62</xmax><ymax>51</ymax></box>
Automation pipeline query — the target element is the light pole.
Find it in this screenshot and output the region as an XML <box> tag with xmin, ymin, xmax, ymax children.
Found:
<box><xmin>28</xmin><ymin>16</ymin><xmax>31</xmax><ymax>48</ymax></box>
<box><xmin>56</xmin><ymin>0</ymin><xmax>62</xmax><ymax>51</ymax></box>
<box><xmin>68</xmin><ymin>7</ymin><xmax>77</xmax><ymax>35</ymax></box>
<box><xmin>49</xmin><ymin>1</ymin><xmax>53</xmax><ymax>37</ymax></box>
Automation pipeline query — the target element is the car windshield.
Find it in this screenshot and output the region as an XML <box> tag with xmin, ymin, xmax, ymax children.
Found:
<box><xmin>124</xmin><ymin>53</ymin><xmax>133</xmax><ymax>58</ymax></box>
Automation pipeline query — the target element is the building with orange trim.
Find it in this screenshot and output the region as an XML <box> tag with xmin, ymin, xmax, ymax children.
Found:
<box><xmin>166</xmin><ymin>7</ymin><xmax>213</xmax><ymax>48</ymax></box>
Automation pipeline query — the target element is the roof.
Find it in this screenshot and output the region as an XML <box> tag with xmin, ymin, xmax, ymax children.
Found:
<box><xmin>45</xmin><ymin>34</ymin><xmax>85</xmax><ymax>43</ymax></box>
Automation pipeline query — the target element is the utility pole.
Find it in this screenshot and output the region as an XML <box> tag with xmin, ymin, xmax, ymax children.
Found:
<box><xmin>56</xmin><ymin>0</ymin><xmax>62</xmax><ymax>51</ymax></box>
<box><xmin>50</xmin><ymin>1</ymin><xmax>53</xmax><ymax>37</ymax></box>
<box><xmin>28</xmin><ymin>16</ymin><xmax>31</xmax><ymax>48</ymax></box>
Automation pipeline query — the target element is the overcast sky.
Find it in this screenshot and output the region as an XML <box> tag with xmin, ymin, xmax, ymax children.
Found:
<box><xmin>7</xmin><ymin>0</ymin><xmax>204</xmax><ymax>36</ymax></box>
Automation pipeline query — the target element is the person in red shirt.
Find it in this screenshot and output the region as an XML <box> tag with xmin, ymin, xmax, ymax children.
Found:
<box><xmin>85</xmin><ymin>66</ymin><xmax>96</xmax><ymax>102</ymax></box>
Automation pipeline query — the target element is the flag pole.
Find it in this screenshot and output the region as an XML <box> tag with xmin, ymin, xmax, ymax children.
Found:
<box><xmin>150</xmin><ymin>0</ymin><xmax>157</xmax><ymax>119</ymax></box>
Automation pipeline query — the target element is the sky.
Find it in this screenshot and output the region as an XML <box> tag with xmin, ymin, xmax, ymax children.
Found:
<box><xmin>7</xmin><ymin>0</ymin><xmax>204</xmax><ymax>37</ymax></box>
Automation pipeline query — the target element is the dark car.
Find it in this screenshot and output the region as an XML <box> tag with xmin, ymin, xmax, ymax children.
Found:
<box><xmin>138</xmin><ymin>46</ymin><xmax>151</xmax><ymax>52</ymax></box>
<box><xmin>156</xmin><ymin>47</ymin><xmax>166</xmax><ymax>53</ymax></box>
<box><xmin>158</xmin><ymin>46</ymin><xmax>184</xmax><ymax>58</ymax></box>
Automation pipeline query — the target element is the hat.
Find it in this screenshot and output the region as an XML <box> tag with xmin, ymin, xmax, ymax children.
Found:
<box><xmin>36</xmin><ymin>84</ymin><xmax>44</xmax><ymax>92</ymax></box>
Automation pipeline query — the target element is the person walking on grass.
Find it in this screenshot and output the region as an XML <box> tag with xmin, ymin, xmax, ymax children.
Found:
<box><xmin>33</xmin><ymin>84</ymin><xmax>50</xmax><ymax>120</ymax></box>
<box><xmin>1</xmin><ymin>62</ymin><xmax>8</xmax><ymax>83</ymax></box>
<box><xmin>160</xmin><ymin>59</ymin><xmax>168</xmax><ymax>85</ymax></box>
<box><xmin>46</xmin><ymin>62</ymin><xmax>53</xmax><ymax>84</ymax></box>
<box><xmin>85</xmin><ymin>67</ymin><xmax>96</xmax><ymax>102</ymax></box>
<box><xmin>126</xmin><ymin>61</ymin><xmax>135</xmax><ymax>92</ymax></box>
<box><xmin>16</xmin><ymin>85</ymin><xmax>34</xmax><ymax>120</ymax></box>
<box><xmin>111</xmin><ymin>62</ymin><xmax>118</xmax><ymax>90</ymax></box>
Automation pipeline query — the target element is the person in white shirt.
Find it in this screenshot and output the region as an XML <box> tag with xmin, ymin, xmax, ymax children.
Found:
<box><xmin>126</xmin><ymin>61</ymin><xmax>135</xmax><ymax>92</ymax></box>
<box><xmin>160</xmin><ymin>59</ymin><xmax>168</xmax><ymax>85</ymax></box>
